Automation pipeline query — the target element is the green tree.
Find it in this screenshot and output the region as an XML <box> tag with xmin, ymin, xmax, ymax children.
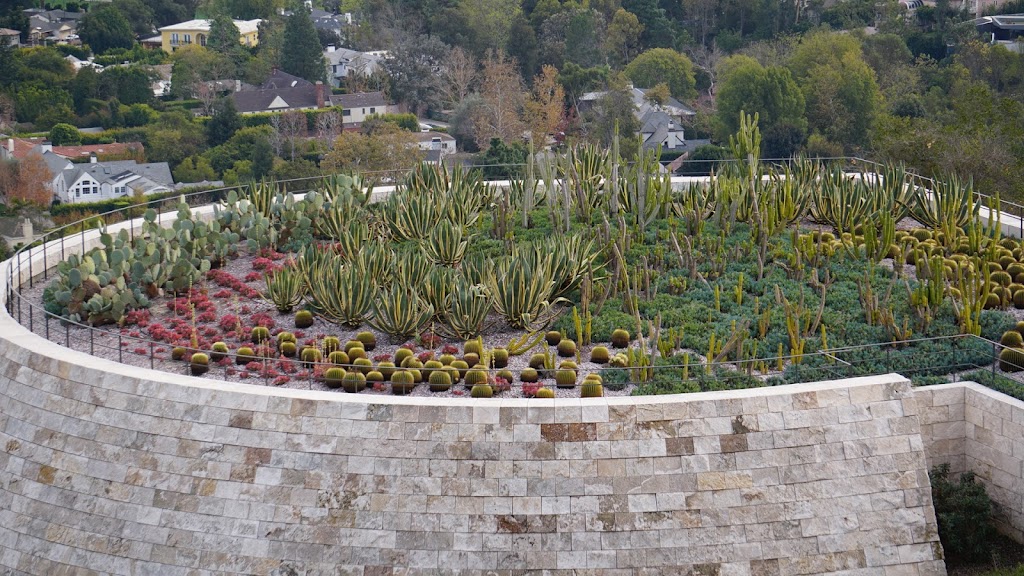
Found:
<box><xmin>787</xmin><ymin>31</ymin><xmax>881</xmax><ymax>149</ymax></box>
<box><xmin>715</xmin><ymin>55</ymin><xmax>806</xmax><ymax>141</ymax></box>
<box><xmin>458</xmin><ymin>0</ymin><xmax>521</xmax><ymax>56</ymax></box>
<box><xmin>506</xmin><ymin>14</ymin><xmax>539</xmax><ymax>80</ymax></box>
<box><xmin>208</xmin><ymin>14</ymin><xmax>247</xmax><ymax>74</ymax></box>
<box><xmin>112</xmin><ymin>0</ymin><xmax>157</xmax><ymax>37</ymax></box>
<box><xmin>586</xmin><ymin>75</ymin><xmax>641</xmax><ymax>149</ymax></box>
<box><xmin>97</xmin><ymin>67</ymin><xmax>153</xmax><ymax>105</ymax></box>
<box><xmin>70</xmin><ymin>66</ymin><xmax>99</xmax><ymax>115</ymax></box>
<box><xmin>621</xmin><ymin>0</ymin><xmax>674</xmax><ymax>49</ymax></box>
<box><xmin>78</xmin><ymin>5</ymin><xmax>135</xmax><ymax>54</ymax></box>
<box><xmin>606</xmin><ymin>9</ymin><xmax>644</xmax><ymax>67</ymax></box>
<box><xmin>558</xmin><ymin>62</ymin><xmax>610</xmax><ymax>107</ymax></box>
<box><xmin>280</xmin><ymin>3</ymin><xmax>326</xmax><ymax>84</ymax></box>
<box><xmin>478</xmin><ymin>138</ymin><xmax>527</xmax><ymax>179</ymax></box>
<box><xmin>206</xmin><ymin>97</ymin><xmax>242</xmax><ymax>147</ymax></box>
<box><xmin>624</xmin><ymin>49</ymin><xmax>697</xmax><ymax>101</ymax></box>
<box><xmin>173</xmin><ymin>155</ymin><xmax>217</xmax><ymax>182</ymax></box>
<box><xmin>48</xmin><ymin>123</ymin><xmax>81</xmax><ymax>146</ymax></box>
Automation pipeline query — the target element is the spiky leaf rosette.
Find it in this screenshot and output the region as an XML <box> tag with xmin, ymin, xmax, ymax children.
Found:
<box><xmin>368</xmin><ymin>286</ymin><xmax>435</xmax><ymax>339</ymax></box>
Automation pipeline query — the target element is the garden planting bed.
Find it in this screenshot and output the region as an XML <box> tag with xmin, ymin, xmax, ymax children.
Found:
<box><xmin>23</xmin><ymin>134</ymin><xmax>1024</xmax><ymax>400</ymax></box>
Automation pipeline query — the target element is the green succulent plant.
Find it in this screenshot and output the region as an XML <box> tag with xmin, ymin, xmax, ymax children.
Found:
<box><xmin>581</xmin><ymin>381</ymin><xmax>603</xmax><ymax>398</ymax></box>
<box><xmin>611</xmin><ymin>329</ymin><xmax>630</xmax><ymax>348</ymax></box>
<box><xmin>279</xmin><ymin>341</ymin><xmax>297</xmax><ymax>357</ymax></box>
<box><xmin>251</xmin><ymin>326</ymin><xmax>270</xmax><ymax>343</ymax></box>
<box><xmin>1000</xmin><ymin>331</ymin><xmax>1024</xmax><ymax>347</ymax></box>
<box><xmin>465</xmin><ymin>368</ymin><xmax>488</xmax><ymax>387</ymax></box>
<box><xmin>555</xmin><ymin>369</ymin><xmax>577</xmax><ymax>388</ymax></box>
<box><xmin>322</xmin><ymin>336</ymin><xmax>342</xmax><ymax>354</ymax></box>
<box><xmin>190</xmin><ymin>353</ymin><xmax>209</xmax><ymax>376</ymax></box>
<box><xmin>491</xmin><ymin>348</ymin><xmax>509</xmax><ymax>368</ymax></box>
<box><xmin>557</xmin><ymin>339</ymin><xmax>577</xmax><ymax>357</ymax></box>
<box><xmin>324</xmin><ymin>367</ymin><xmax>346</xmax><ymax>389</ymax></box>
<box><xmin>295</xmin><ymin>310</ymin><xmax>314</xmax><ymax>328</ymax></box>
<box><xmin>342</xmin><ymin>371</ymin><xmax>367</xmax><ymax>393</ymax></box>
<box><xmin>211</xmin><ymin>342</ymin><xmax>228</xmax><ymax>362</ymax></box>
<box><xmin>356</xmin><ymin>331</ymin><xmax>377</xmax><ymax>351</ymax></box>
<box><xmin>590</xmin><ymin>346</ymin><xmax>610</xmax><ymax>364</ymax></box>
<box><xmin>520</xmin><ymin>368</ymin><xmax>539</xmax><ymax>382</ymax></box>
<box><xmin>300</xmin><ymin>347</ymin><xmax>322</xmax><ymax>365</ymax></box>
<box><xmin>237</xmin><ymin>346</ymin><xmax>256</xmax><ymax>364</ymax></box>
<box><xmin>391</xmin><ymin>370</ymin><xmax>416</xmax><ymax>394</ymax></box>
<box><xmin>328</xmin><ymin>350</ymin><xmax>350</xmax><ymax>365</ymax></box>
<box><xmin>353</xmin><ymin>357</ymin><xmax>373</xmax><ymax>374</ymax></box>
<box><xmin>470</xmin><ymin>384</ymin><xmax>493</xmax><ymax>398</ymax></box>
<box><xmin>428</xmin><ymin>369</ymin><xmax>452</xmax><ymax>392</ymax></box>
<box><xmin>534</xmin><ymin>387</ymin><xmax>555</xmax><ymax>398</ymax></box>
<box><xmin>172</xmin><ymin>346</ymin><xmax>188</xmax><ymax>361</ymax></box>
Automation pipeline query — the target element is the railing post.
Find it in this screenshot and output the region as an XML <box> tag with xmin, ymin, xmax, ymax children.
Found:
<box><xmin>90</xmin><ymin>328</ymin><xmax>94</xmax><ymax>356</ymax></box>
<box><xmin>43</xmin><ymin>240</ymin><xmax>47</xmax><ymax>280</ymax></box>
<box><xmin>28</xmin><ymin>247</ymin><xmax>32</xmax><ymax>288</ymax></box>
<box><xmin>150</xmin><ymin>341</ymin><xmax>154</xmax><ymax>370</ymax></box>
<box><xmin>65</xmin><ymin>323</ymin><xmax>69</xmax><ymax>348</ymax></box>
<box><xmin>993</xmin><ymin>341</ymin><xmax>998</xmax><ymax>379</ymax></box>
<box><xmin>118</xmin><ymin>333</ymin><xmax>123</xmax><ymax>364</ymax></box>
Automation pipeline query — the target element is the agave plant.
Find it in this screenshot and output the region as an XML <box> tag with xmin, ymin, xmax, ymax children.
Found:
<box><xmin>309</xmin><ymin>264</ymin><xmax>374</xmax><ymax>327</ymax></box>
<box><xmin>809</xmin><ymin>167</ymin><xmax>874</xmax><ymax>234</ymax></box>
<box><xmin>422</xmin><ymin>219</ymin><xmax>468</xmax><ymax>267</ymax></box>
<box><xmin>245</xmin><ymin>179</ymin><xmax>277</xmax><ymax>218</ymax></box>
<box><xmin>352</xmin><ymin>243</ymin><xmax>394</xmax><ymax>287</ymax></box>
<box><xmin>382</xmin><ymin>192</ymin><xmax>438</xmax><ymax>242</ymax></box>
<box><xmin>441</xmin><ymin>278</ymin><xmax>493</xmax><ymax>339</ymax></box>
<box><xmin>263</xmin><ymin>267</ymin><xmax>305</xmax><ymax>312</ymax></box>
<box><xmin>368</xmin><ymin>286</ymin><xmax>435</xmax><ymax>339</ymax></box>
<box><xmin>422</xmin><ymin>266</ymin><xmax>455</xmax><ymax>318</ymax></box>
<box><xmin>910</xmin><ymin>172</ymin><xmax>979</xmax><ymax>232</ymax></box>
<box><xmin>393</xmin><ymin>248</ymin><xmax>432</xmax><ymax>288</ymax></box>
<box><xmin>488</xmin><ymin>255</ymin><xmax>567</xmax><ymax>330</ymax></box>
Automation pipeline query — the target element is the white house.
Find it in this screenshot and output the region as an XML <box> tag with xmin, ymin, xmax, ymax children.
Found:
<box><xmin>61</xmin><ymin>159</ymin><xmax>174</xmax><ymax>203</ymax></box>
<box><xmin>414</xmin><ymin>131</ymin><xmax>456</xmax><ymax>165</ymax></box>
<box><xmin>328</xmin><ymin>91</ymin><xmax>399</xmax><ymax>127</ymax></box>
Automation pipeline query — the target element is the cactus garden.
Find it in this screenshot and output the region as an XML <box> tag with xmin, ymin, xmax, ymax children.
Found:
<box><xmin>24</xmin><ymin>114</ymin><xmax>1024</xmax><ymax>399</ymax></box>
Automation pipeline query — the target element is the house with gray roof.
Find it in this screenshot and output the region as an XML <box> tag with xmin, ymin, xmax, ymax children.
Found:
<box><xmin>328</xmin><ymin>91</ymin><xmax>398</xmax><ymax>127</ymax></box>
<box><xmin>61</xmin><ymin>159</ymin><xmax>174</xmax><ymax>204</ymax></box>
<box><xmin>324</xmin><ymin>46</ymin><xmax>385</xmax><ymax>88</ymax></box>
<box><xmin>231</xmin><ymin>70</ymin><xmax>329</xmax><ymax>114</ymax></box>
<box><xmin>580</xmin><ymin>84</ymin><xmax>697</xmax><ymax>152</ymax></box>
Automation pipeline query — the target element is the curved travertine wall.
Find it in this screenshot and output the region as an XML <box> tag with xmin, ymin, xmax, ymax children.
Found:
<box><xmin>0</xmin><ymin>306</ymin><xmax>948</xmax><ymax>575</ymax></box>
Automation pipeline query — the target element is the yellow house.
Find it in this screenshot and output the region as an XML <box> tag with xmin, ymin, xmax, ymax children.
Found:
<box><xmin>157</xmin><ymin>19</ymin><xmax>261</xmax><ymax>53</ymax></box>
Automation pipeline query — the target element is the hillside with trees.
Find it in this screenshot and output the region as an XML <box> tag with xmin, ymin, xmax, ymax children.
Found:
<box><xmin>0</xmin><ymin>0</ymin><xmax>1023</xmax><ymax>206</ymax></box>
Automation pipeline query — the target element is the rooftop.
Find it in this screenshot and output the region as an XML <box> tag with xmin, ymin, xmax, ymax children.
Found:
<box><xmin>158</xmin><ymin>19</ymin><xmax>262</xmax><ymax>35</ymax></box>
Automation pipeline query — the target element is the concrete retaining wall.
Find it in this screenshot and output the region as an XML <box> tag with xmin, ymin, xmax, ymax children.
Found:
<box><xmin>916</xmin><ymin>383</ymin><xmax>1024</xmax><ymax>542</ymax></box>
<box><xmin>0</xmin><ymin>309</ymin><xmax>948</xmax><ymax>575</ymax></box>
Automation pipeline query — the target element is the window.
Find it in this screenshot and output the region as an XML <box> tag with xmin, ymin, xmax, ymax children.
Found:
<box><xmin>184</xmin><ymin>34</ymin><xmax>191</xmax><ymax>44</ymax></box>
<box><xmin>171</xmin><ymin>33</ymin><xmax>178</xmax><ymax>45</ymax></box>
<box><xmin>342</xmin><ymin>109</ymin><xmax>351</xmax><ymax>116</ymax></box>
<box><xmin>92</xmin><ymin>186</ymin><xmax>98</xmax><ymax>195</ymax></box>
<box><xmin>369</xmin><ymin>107</ymin><xmax>376</xmax><ymax>114</ymax></box>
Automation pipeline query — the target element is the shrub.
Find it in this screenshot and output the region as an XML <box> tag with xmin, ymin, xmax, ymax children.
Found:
<box><xmin>929</xmin><ymin>463</ymin><xmax>994</xmax><ymax>563</ymax></box>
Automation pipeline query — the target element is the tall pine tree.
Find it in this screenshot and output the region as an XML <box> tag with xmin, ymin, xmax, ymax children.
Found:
<box><xmin>280</xmin><ymin>3</ymin><xmax>326</xmax><ymax>84</ymax></box>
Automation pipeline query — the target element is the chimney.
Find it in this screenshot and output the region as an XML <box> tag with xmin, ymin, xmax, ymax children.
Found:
<box><xmin>40</xmin><ymin>141</ymin><xmax>52</xmax><ymax>153</ymax></box>
<box><xmin>235</xmin><ymin>79</ymin><xmax>241</xmax><ymax>92</ymax></box>
<box><xmin>89</xmin><ymin>154</ymin><xmax>97</xmax><ymax>164</ymax></box>
<box><xmin>327</xmin><ymin>44</ymin><xmax>336</xmax><ymax>52</ymax></box>
<box><xmin>315</xmin><ymin>81</ymin><xmax>325</xmax><ymax>108</ymax></box>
